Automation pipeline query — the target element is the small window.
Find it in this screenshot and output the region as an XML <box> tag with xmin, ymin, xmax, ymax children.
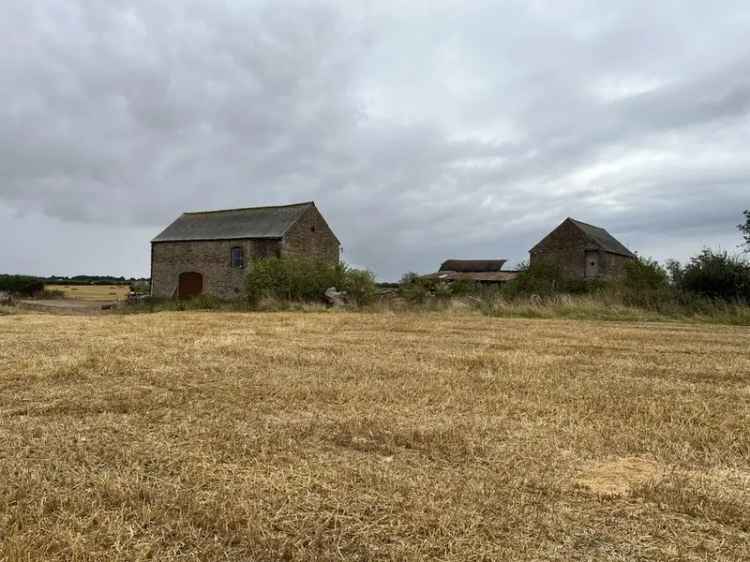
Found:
<box><xmin>310</xmin><ymin>225</ymin><xmax>316</xmax><ymax>233</ymax></box>
<box><xmin>230</xmin><ymin>247</ymin><xmax>244</xmax><ymax>268</ymax></box>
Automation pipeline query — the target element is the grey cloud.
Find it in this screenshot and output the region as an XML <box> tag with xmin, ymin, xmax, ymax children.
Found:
<box><xmin>1</xmin><ymin>0</ymin><xmax>748</xmax><ymax>280</ymax></box>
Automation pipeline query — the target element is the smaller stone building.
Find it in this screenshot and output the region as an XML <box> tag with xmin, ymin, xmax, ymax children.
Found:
<box><xmin>151</xmin><ymin>202</ymin><xmax>340</xmax><ymax>299</ymax></box>
<box><xmin>529</xmin><ymin>218</ymin><xmax>636</xmax><ymax>280</ymax></box>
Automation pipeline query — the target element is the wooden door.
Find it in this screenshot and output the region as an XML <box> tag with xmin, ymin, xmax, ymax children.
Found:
<box><xmin>584</xmin><ymin>251</ymin><xmax>599</xmax><ymax>279</ymax></box>
<box><xmin>178</xmin><ymin>272</ymin><xmax>203</xmax><ymax>298</ymax></box>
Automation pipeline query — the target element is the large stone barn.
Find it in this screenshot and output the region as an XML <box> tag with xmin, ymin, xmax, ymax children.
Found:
<box><xmin>151</xmin><ymin>202</ymin><xmax>340</xmax><ymax>299</ymax></box>
<box><xmin>529</xmin><ymin>218</ymin><xmax>636</xmax><ymax>280</ymax></box>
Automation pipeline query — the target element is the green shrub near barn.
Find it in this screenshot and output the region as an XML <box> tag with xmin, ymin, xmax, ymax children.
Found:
<box><xmin>246</xmin><ymin>256</ymin><xmax>376</xmax><ymax>306</ymax></box>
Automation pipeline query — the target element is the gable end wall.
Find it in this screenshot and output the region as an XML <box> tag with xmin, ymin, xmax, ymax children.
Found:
<box><xmin>529</xmin><ymin>220</ymin><xmax>589</xmax><ymax>279</ymax></box>
<box><xmin>282</xmin><ymin>206</ymin><xmax>340</xmax><ymax>263</ymax></box>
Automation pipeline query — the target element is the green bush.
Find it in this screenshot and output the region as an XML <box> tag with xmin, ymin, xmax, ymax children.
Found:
<box><xmin>679</xmin><ymin>249</ymin><xmax>750</xmax><ymax>301</ymax></box>
<box><xmin>398</xmin><ymin>273</ymin><xmax>431</xmax><ymax>304</ymax></box>
<box><xmin>246</xmin><ymin>257</ymin><xmax>376</xmax><ymax>306</ymax></box>
<box><xmin>341</xmin><ymin>268</ymin><xmax>377</xmax><ymax>305</ymax></box>
<box><xmin>0</xmin><ymin>275</ymin><xmax>44</xmax><ymax>296</ymax></box>
<box><xmin>398</xmin><ymin>272</ymin><xmax>483</xmax><ymax>303</ymax></box>
<box><xmin>448</xmin><ymin>280</ymin><xmax>480</xmax><ymax>296</ymax></box>
<box><xmin>623</xmin><ymin>258</ymin><xmax>669</xmax><ymax>292</ymax></box>
<box><xmin>504</xmin><ymin>261</ymin><xmax>594</xmax><ymax>296</ymax></box>
<box><xmin>613</xmin><ymin>258</ymin><xmax>674</xmax><ymax>311</ymax></box>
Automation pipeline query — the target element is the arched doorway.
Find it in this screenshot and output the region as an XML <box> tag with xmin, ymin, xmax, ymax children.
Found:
<box><xmin>178</xmin><ymin>272</ymin><xmax>203</xmax><ymax>298</ymax></box>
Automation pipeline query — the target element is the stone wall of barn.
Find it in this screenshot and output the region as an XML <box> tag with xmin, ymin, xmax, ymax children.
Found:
<box><xmin>282</xmin><ymin>206</ymin><xmax>340</xmax><ymax>264</ymax></box>
<box><xmin>151</xmin><ymin>239</ymin><xmax>281</xmax><ymax>299</ymax></box>
<box><xmin>599</xmin><ymin>251</ymin><xmax>632</xmax><ymax>280</ymax></box>
<box><xmin>529</xmin><ymin>220</ymin><xmax>589</xmax><ymax>279</ymax></box>
<box><xmin>529</xmin><ymin>221</ymin><xmax>633</xmax><ymax>281</ymax></box>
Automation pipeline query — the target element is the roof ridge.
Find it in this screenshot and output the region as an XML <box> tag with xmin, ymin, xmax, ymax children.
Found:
<box><xmin>152</xmin><ymin>201</ymin><xmax>318</xmax><ymax>243</ymax></box>
<box><xmin>183</xmin><ymin>201</ymin><xmax>315</xmax><ymax>215</ymax></box>
<box><xmin>567</xmin><ymin>217</ymin><xmax>607</xmax><ymax>231</ymax></box>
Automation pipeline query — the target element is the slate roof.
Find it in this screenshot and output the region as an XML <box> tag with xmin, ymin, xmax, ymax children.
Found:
<box><xmin>566</xmin><ymin>218</ymin><xmax>636</xmax><ymax>258</ymax></box>
<box><xmin>530</xmin><ymin>218</ymin><xmax>636</xmax><ymax>258</ymax></box>
<box><xmin>152</xmin><ymin>202</ymin><xmax>315</xmax><ymax>242</ymax></box>
<box><xmin>439</xmin><ymin>259</ymin><xmax>507</xmax><ymax>272</ymax></box>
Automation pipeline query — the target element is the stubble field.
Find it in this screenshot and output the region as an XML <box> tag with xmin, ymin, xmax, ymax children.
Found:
<box><xmin>1</xmin><ymin>311</ymin><xmax>749</xmax><ymax>561</ymax></box>
<box><xmin>43</xmin><ymin>284</ymin><xmax>131</xmax><ymax>302</ymax></box>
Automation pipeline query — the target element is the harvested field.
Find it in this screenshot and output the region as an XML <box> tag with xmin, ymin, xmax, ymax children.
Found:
<box><xmin>0</xmin><ymin>311</ymin><xmax>749</xmax><ymax>561</ymax></box>
<box><xmin>44</xmin><ymin>284</ymin><xmax>130</xmax><ymax>301</ymax></box>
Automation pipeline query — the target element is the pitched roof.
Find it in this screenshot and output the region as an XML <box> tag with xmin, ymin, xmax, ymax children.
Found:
<box><xmin>566</xmin><ymin>218</ymin><xmax>636</xmax><ymax>258</ymax></box>
<box><xmin>439</xmin><ymin>259</ymin><xmax>507</xmax><ymax>272</ymax></box>
<box><xmin>152</xmin><ymin>202</ymin><xmax>315</xmax><ymax>242</ymax></box>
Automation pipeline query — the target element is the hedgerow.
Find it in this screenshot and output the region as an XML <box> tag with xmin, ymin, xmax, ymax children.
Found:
<box><xmin>0</xmin><ymin>275</ymin><xmax>45</xmax><ymax>296</ymax></box>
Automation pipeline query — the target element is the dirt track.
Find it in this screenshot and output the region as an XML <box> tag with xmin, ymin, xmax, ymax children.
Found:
<box><xmin>16</xmin><ymin>299</ymin><xmax>115</xmax><ymax>314</ymax></box>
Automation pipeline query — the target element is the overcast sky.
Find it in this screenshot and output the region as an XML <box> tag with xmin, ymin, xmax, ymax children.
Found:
<box><xmin>2</xmin><ymin>1</ymin><xmax>749</xmax><ymax>280</ymax></box>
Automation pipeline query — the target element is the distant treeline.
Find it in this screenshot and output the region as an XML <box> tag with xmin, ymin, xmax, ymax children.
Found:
<box><xmin>0</xmin><ymin>274</ymin><xmax>150</xmax><ymax>296</ymax></box>
<box><xmin>44</xmin><ymin>275</ymin><xmax>150</xmax><ymax>286</ymax></box>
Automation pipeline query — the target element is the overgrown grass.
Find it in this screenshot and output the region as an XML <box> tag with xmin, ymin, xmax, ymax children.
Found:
<box><xmin>119</xmin><ymin>291</ymin><xmax>750</xmax><ymax>325</ymax></box>
<box><xmin>1</xmin><ymin>312</ymin><xmax>748</xmax><ymax>560</ymax></box>
<box><xmin>120</xmin><ymin>295</ymin><xmax>330</xmax><ymax>314</ymax></box>
<box><xmin>393</xmin><ymin>263</ymin><xmax>750</xmax><ymax>325</ymax></box>
<box><xmin>476</xmin><ymin>293</ymin><xmax>750</xmax><ymax>325</ymax></box>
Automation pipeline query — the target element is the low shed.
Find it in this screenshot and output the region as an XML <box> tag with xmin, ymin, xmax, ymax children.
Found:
<box><xmin>422</xmin><ymin>259</ymin><xmax>518</xmax><ymax>284</ymax></box>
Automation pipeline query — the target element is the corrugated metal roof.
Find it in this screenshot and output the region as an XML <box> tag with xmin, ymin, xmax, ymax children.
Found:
<box><xmin>439</xmin><ymin>259</ymin><xmax>507</xmax><ymax>272</ymax></box>
<box><xmin>567</xmin><ymin>218</ymin><xmax>636</xmax><ymax>258</ymax></box>
<box><xmin>152</xmin><ymin>202</ymin><xmax>314</xmax><ymax>242</ymax></box>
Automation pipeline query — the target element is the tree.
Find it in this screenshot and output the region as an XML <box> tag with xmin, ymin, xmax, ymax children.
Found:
<box><xmin>665</xmin><ymin>259</ymin><xmax>683</xmax><ymax>287</ymax></box>
<box><xmin>680</xmin><ymin>249</ymin><xmax>750</xmax><ymax>301</ymax></box>
<box><xmin>740</xmin><ymin>209</ymin><xmax>750</xmax><ymax>252</ymax></box>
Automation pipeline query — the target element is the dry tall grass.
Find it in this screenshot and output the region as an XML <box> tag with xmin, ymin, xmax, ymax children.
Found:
<box><xmin>1</xmin><ymin>311</ymin><xmax>749</xmax><ymax>561</ymax></box>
